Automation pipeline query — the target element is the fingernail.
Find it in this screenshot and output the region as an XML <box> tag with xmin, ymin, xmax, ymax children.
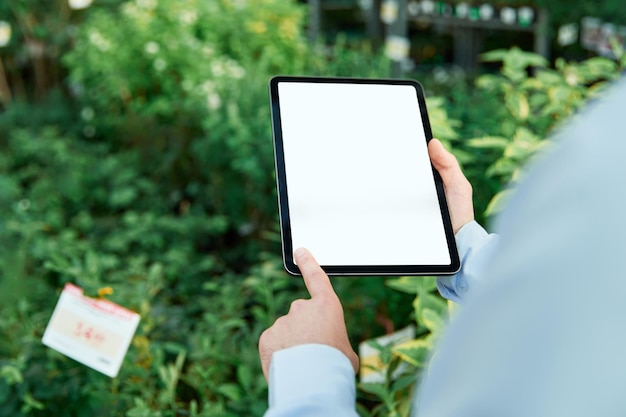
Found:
<box><xmin>294</xmin><ymin>247</ymin><xmax>307</xmax><ymax>261</ymax></box>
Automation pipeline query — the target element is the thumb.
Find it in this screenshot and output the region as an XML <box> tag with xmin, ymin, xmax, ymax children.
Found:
<box><xmin>428</xmin><ymin>138</ymin><xmax>458</xmax><ymax>174</ymax></box>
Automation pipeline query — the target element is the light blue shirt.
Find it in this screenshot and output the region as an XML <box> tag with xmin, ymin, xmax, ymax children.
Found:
<box><xmin>264</xmin><ymin>76</ymin><xmax>626</xmax><ymax>417</ymax></box>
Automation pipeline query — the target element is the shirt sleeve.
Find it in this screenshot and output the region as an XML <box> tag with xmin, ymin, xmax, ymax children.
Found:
<box><xmin>264</xmin><ymin>344</ymin><xmax>359</xmax><ymax>417</ymax></box>
<box><xmin>436</xmin><ymin>220</ymin><xmax>499</xmax><ymax>303</ymax></box>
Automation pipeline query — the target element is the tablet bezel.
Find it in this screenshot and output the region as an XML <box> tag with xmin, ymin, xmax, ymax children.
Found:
<box><xmin>269</xmin><ymin>76</ymin><xmax>460</xmax><ymax>276</ymax></box>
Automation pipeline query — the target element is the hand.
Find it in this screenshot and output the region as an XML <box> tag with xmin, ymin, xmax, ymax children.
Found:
<box><xmin>258</xmin><ymin>248</ymin><xmax>359</xmax><ymax>381</ymax></box>
<box><xmin>428</xmin><ymin>138</ymin><xmax>474</xmax><ymax>234</ymax></box>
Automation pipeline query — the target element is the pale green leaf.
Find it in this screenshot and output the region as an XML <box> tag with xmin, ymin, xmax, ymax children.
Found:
<box><xmin>505</xmin><ymin>90</ymin><xmax>530</xmax><ymax>120</ymax></box>
<box><xmin>467</xmin><ymin>136</ymin><xmax>509</xmax><ymax>150</ymax></box>
<box><xmin>392</xmin><ymin>339</ymin><xmax>432</xmax><ymax>367</ymax></box>
<box><xmin>485</xmin><ymin>188</ymin><xmax>515</xmax><ymax>217</ymax></box>
<box><xmin>421</xmin><ymin>308</ymin><xmax>445</xmax><ymax>333</ymax></box>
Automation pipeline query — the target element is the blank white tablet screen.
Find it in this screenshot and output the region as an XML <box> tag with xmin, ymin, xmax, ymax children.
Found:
<box><xmin>278</xmin><ymin>81</ymin><xmax>450</xmax><ymax>266</ymax></box>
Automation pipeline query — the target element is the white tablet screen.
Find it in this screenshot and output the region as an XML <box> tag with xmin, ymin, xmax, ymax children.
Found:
<box><xmin>271</xmin><ymin>77</ymin><xmax>458</xmax><ymax>275</ymax></box>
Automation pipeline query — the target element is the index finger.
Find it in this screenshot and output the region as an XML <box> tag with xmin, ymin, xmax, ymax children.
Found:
<box><xmin>294</xmin><ymin>247</ymin><xmax>336</xmax><ymax>299</ymax></box>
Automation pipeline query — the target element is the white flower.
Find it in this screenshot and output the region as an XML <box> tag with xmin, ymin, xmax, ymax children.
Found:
<box><xmin>207</xmin><ymin>92</ymin><xmax>221</xmax><ymax>110</ymax></box>
<box><xmin>68</xmin><ymin>0</ymin><xmax>93</xmax><ymax>10</ymax></box>
<box><xmin>385</xmin><ymin>35</ymin><xmax>410</xmax><ymax>61</ymax></box>
<box><xmin>226</xmin><ymin>61</ymin><xmax>246</xmax><ymax>79</ymax></box>
<box><xmin>16</xmin><ymin>199</ymin><xmax>31</xmax><ymax>211</ymax></box>
<box><xmin>136</xmin><ymin>0</ymin><xmax>157</xmax><ymax>10</ymax></box>
<box><xmin>154</xmin><ymin>58</ymin><xmax>167</xmax><ymax>71</ymax></box>
<box><xmin>144</xmin><ymin>41</ymin><xmax>159</xmax><ymax>54</ymax></box>
<box><xmin>0</xmin><ymin>21</ymin><xmax>12</xmax><ymax>48</ymax></box>
<box><xmin>201</xmin><ymin>81</ymin><xmax>215</xmax><ymax>93</ymax></box>
<box><xmin>565</xmin><ymin>72</ymin><xmax>579</xmax><ymax>86</ymax></box>
<box><xmin>81</xmin><ymin>107</ymin><xmax>95</xmax><ymax>121</ymax></box>
<box><xmin>83</xmin><ymin>125</ymin><xmax>96</xmax><ymax>138</ymax></box>
<box><xmin>88</xmin><ymin>30</ymin><xmax>111</xmax><ymax>51</ymax></box>
<box><xmin>180</xmin><ymin>10</ymin><xmax>198</xmax><ymax>25</ymax></box>
<box><xmin>211</xmin><ymin>61</ymin><xmax>226</xmax><ymax>77</ymax></box>
<box><xmin>433</xmin><ymin>67</ymin><xmax>450</xmax><ymax>84</ymax></box>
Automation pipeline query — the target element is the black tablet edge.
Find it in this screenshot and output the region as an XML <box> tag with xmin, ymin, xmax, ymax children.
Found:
<box><xmin>269</xmin><ymin>75</ymin><xmax>461</xmax><ymax>277</ymax></box>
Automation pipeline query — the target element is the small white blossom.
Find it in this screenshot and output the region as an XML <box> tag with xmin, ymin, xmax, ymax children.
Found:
<box><xmin>0</xmin><ymin>21</ymin><xmax>11</xmax><ymax>48</ymax></box>
<box><xmin>81</xmin><ymin>107</ymin><xmax>95</xmax><ymax>121</ymax></box>
<box><xmin>207</xmin><ymin>92</ymin><xmax>221</xmax><ymax>110</ymax></box>
<box><xmin>154</xmin><ymin>58</ymin><xmax>167</xmax><ymax>71</ymax></box>
<box><xmin>88</xmin><ymin>30</ymin><xmax>111</xmax><ymax>52</ymax></box>
<box><xmin>565</xmin><ymin>72</ymin><xmax>579</xmax><ymax>86</ymax></box>
<box><xmin>83</xmin><ymin>125</ymin><xmax>96</xmax><ymax>138</ymax></box>
<box><xmin>16</xmin><ymin>199</ymin><xmax>31</xmax><ymax>211</ymax></box>
<box><xmin>180</xmin><ymin>10</ymin><xmax>198</xmax><ymax>25</ymax></box>
<box><xmin>201</xmin><ymin>81</ymin><xmax>215</xmax><ymax>93</ymax></box>
<box><xmin>211</xmin><ymin>61</ymin><xmax>226</xmax><ymax>77</ymax></box>
<box><xmin>227</xmin><ymin>62</ymin><xmax>246</xmax><ymax>79</ymax></box>
<box><xmin>68</xmin><ymin>0</ymin><xmax>93</xmax><ymax>10</ymax></box>
<box><xmin>144</xmin><ymin>41</ymin><xmax>159</xmax><ymax>54</ymax></box>
<box><xmin>136</xmin><ymin>0</ymin><xmax>157</xmax><ymax>10</ymax></box>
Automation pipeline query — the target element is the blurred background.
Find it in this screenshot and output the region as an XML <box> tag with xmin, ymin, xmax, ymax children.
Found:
<box><xmin>0</xmin><ymin>0</ymin><xmax>624</xmax><ymax>416</ymax></box>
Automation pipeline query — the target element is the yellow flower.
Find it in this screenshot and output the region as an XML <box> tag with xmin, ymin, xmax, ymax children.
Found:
<box><xmin>97</xmin><ymin>286</ymin><xmax>114</xmax><ymax>297</ymax></box>
<box><xmin>248</xmin><ymin>21</ymin><xmax>267</xmax><ymax>34</ymax></box>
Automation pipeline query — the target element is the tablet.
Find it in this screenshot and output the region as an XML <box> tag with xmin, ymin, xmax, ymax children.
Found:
<box><xmin>269</xmin><ymin>76</ymin><xmax>460</xmax><ymax>276</ymax></box>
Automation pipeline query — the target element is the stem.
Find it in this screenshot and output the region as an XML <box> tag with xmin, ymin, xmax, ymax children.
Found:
<box><xmin>0</xmin><ymin>53</ymin><xmax>12</xmax><ymax>106</ymax></box>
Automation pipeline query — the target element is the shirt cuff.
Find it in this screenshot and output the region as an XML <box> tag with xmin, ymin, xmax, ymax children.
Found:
<box><xmin>436</xmin><ymin>220</ymin><xmax>495</xmax><ymax>303</ymax></box>
<box><xmin>455</xmin><ymin>220</ymin><xmax>489</xmax><ymax>257</ymax></box>
<box><xmin>269</xmin><ymin>344</ymin><xmax>356</xmax><ymax>409</ymax></box>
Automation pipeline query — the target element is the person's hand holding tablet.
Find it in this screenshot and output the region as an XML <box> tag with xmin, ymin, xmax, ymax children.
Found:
<box><xmin>259</xmin><ymin>137</ymin><xmax>475</xmax><ymax>380</ymax></box>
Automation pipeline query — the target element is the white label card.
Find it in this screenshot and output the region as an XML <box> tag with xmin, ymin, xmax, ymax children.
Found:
<box><xmin>42</xmin><ymin>283</ymin><xmax>140</xmax><ymax>378</ymax></box>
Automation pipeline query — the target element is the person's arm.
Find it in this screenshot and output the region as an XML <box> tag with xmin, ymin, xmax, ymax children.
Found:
<box><xmin>264</xmin><ymin>344</ymin><xmax>358</xmax><ymax>417</ymax></box>
<box><xmin>428</xmin><ymin>139</ymin><xmax>498</xmax><ymax>303</ymax></box>
<box><xmin>259</xmin><ymin>248</ymin><xmax>359</xmax><ymax>417</ymax></box>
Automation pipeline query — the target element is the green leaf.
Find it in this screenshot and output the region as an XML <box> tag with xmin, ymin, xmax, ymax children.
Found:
<box><xmin>475</xmin><ymin>73</ymin><xmax>505</xmax><ymax>90</ymax></box>
<box><xmin>217</xmin><ymin>383</ymin><xmax>242</xmax><ymax>401</ymax></box>
<box><xmin>481</xmin><ymin>47</ymin><xmax>547</xmax><ymax>70</ymax></box>
<box><xmin>479</xmin><ymin>48</ymin><xmax>511</xmax><ymax>62</ymax></box>
<box><xmin>505</xmin><ymin>90</ymin><xmax>530</xmax><ymax>120</ymax></box>
<box><xmin>390</xmin><ymin>374</ymin><xmax>416</xmax><ymax>393</ymax></box>
<box><xmin>579</xmin><ymin>57</ymin><xmax>618</xmax><ymax>82</ymax></box>
<box><xmin>504</xmin><ymin>127</ymin><xmax>542</xmax><ymax>160</ymax></box>
<box><xmin>392</xmin><ymin>339</ymin><xmax>432</xmax><ymax>367</ymax></box>
<box><xmin>359</xmin><ymin>382</ymin><xmax>393</xmax><ymax>404</ymax></box>
<box><xmin>237</xmin><ymin>364</ymin><xmax>253</xmax><ymax>390</ymax></box>
<box><xmin>0</xmin><ymin>365</ymin><xmax>23</xmax><ymax>385</ymax></box>
<box><xmin>413</xmin><ymin>290</ymin><xmax>446</xmax><ymax>321</ymax></box>
<box><xmin>421</xmin><ymin>308</ymin><xmax>445</xmax><ymax>333</ymax></box>
<box><xmin>386</xmin><ymin>276</ymin><xmax>436</xmax><ymax>294</ymax></box>
<box><xmin>467</xmin><ymin>136</ymin><xmax>509</xmax><ymax>150</ymax></box>
<box><xmin>485</xmin><ymin>188</ymin><xmax>514</xmax><ymax>217</ymax></box>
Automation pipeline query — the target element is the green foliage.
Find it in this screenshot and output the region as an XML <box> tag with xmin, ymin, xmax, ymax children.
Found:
<box><xmin>469</xmin><ymin>46</ymin><xmax>623</xmax><ymax>215</ymax></box>
<box><xmin>356</xmin><ymin>276</ymin><xmax>448</xmax><ymax>416</ymax></box>
<box><xmin>0</xmin><ymin>1</ymin><xmax>406</xmax><ymax>416</ymax></box>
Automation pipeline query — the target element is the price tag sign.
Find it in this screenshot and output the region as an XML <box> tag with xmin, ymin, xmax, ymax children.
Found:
<box><xmin>42</xmin><ymin>283</ymin><xmax>140</xmax><ymax>378</ymax></box>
